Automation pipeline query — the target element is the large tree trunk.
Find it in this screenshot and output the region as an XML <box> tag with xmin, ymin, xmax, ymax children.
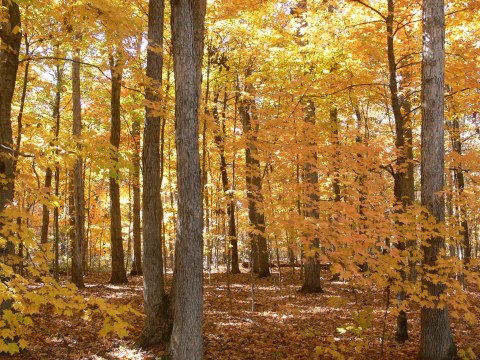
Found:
<box><xmin>0</xmin><ymin>2</ymin><xmax>21</xmax><ymax>350</ymax></box>
<box><xmin>169</xmin><ymin>0</ymin><xmax>206</xmax><ymax>358</ymax></box>
<box><xmin>71</xmin><ymin>49</ymin><xmax>85</xmax><ymax>289</ymax></box>
<box><xmin>0</xmin><ymin>0</ymin><xmax>21</xmax><ymax>262</ymax></box>
<box><xmin>108</xmin><ymin>54</ymin><xmax>128</xmax><ymax>284</ymax></box>
<box><xmin>137</xmin><ymin>0</ymin><xmax>171</xmax><ymax>347</ymax></box>
<box><xmin>419</xmin><ymin>1</ymin><xmax>456</xmax><ymax>358</ymax></box>
<box><xmin>239</xmin><ymin>69</ymin><xmax>270</xmax><ymax>278</ymax></box>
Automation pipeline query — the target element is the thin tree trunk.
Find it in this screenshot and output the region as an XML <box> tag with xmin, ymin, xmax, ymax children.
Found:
<box><xmin>108</xmin><ymin>53</ymin><xmax>128</xmax><ymax>284</ymax></box>
<box><xmin>169</xmin><ymin>0</ymin><xmax>206</xmax><ymax>357</ymax></box>
<box><xmin>53</xmin><ymin>62</ymin><xmax>63</xmax><ymax>281</ymax></box>
<box><xmin>130</xmin><ymin>113</ymin><xmax>142</xmax><ymax>276</ymax></box>
<box><xmin>40</xmin><ymin>169</ymin><xmax>52</xmax><ymax>245</ymax></box>
<box><xmin>419</xmin><ymin>1</ymin><xmax>455</xmax><ymax>358</ymax></box>
<box><xmin>84</xmin><ymin>162</ymin><xmax>92</xmax><ymax>273</ymax></box>
<box><xmin>71</xmin><ymin>47</ymin><xmax>85</xmax><ymax>288</ymax></box>
<box><xmin>449</xmin><ymin>119</ymin><xmax>470</xmax><ymax>265</ymax></box>
<box><xmin>213</xmin><ymin>88</ymin><xmax>240</xmax><ymax>274</ymax></box>
<box><xmin>39</xmin><ymin>42</ymin><xmax>53</xmax><ymax>248</ymax></box>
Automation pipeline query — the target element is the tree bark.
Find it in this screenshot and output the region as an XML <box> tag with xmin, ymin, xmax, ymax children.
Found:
<box><xmin>449</xmin><ymin>119</ymin><xmax>470</xmax><ymax>265</ymax></box>
<box><xmin>0</xmin><ymin>0</ymin><xmax>21</xmax><ymax>261</ymax></box>
<box><xmin>385</xmin><ymin>0</ymin><xmax>415</xmax><ymax>342</ymax></box>
<box><xmin>108</xmin><ymin>53</ymin><xmax>128</xmax><ymax>284</ymax></box>
<box><xmin>213</xmin><ymin>89</ymin><xmax>240</xmax><ymax>274</ymax></box>
<box><xmin>130</xmin><ymin>114</ymin><xmax>142</xmax><ymax>276</ymax></box>
<box><xmin>419</xmin><ymin>0</ymin><xmax>456</xmax><ymax>358</ymax></box>
<box><xmin>53</xmin><ymin>61</ymin><xmax>62</xmax><ymax>279</ymax></box>
<box><xmin>71</xmin><ymin>48</ymin><xmax>85</xmax><ymax>289</ymax></box>
<box><xmin>292</xmin><ymin>0</ymin><xmax>321</xmax><ymax>293</ymax></box>
<box><xmin>239</xmin><ymin>68</ymin><xmax>270</xmax><ymax>278</ymax></box>
<box><xmin>40</xmin><ymin>168</ymin><xmax>52</xmax><ymax>245</ymax></box>
<box><xmin>299</xmin><ymin>97</ymin><xmax>322</xmax><ymax>293</ymax></box>
<box><xmin>169</xmin><ymin>0</ymin><xmax>206</xmax><ymax>357</ymax></box>
<box><xmin>137</xmin><ymin>0</ymin><xmax>171</xmax><ymax>347</ymax></box>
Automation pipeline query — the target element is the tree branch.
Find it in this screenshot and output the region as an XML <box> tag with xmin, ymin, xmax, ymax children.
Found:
<box><xmin>350</xmin><ymin>0</ymin><xmax>386</xmax><ymax>20</ymax></box>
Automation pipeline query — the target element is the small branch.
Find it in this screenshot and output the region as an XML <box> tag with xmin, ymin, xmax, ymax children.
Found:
<box><xmin>0</xmin><ymin>144</ymin><xmax>34</xmax><ymax>158</ymax></box>
<box><xmin>310</xmin><ymin>83</ymin><xmax>387</xmax><ymax>98</ymax></box>
<box><xmin>350</xmin><ymin>0</ymin><xmax>386</xmax><ymax>20</ymax></box>
<box><xmin>19</xmin><ymin>56</ymin><xmax>144</xmax><ymax>95</ymax></box>
<box><xmin>380</xmin><ymin>163</ymin><xmax>395</xmax><ymax>177</ymax></box>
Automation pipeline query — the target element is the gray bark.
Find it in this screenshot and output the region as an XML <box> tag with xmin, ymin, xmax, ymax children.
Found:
<box><xmin>449</xmin><ymin>119</ymin><xmax>470</xmax><ymax>265</ymax></box>
<box><xmin>53</xmin><ymin>63</ymin><xmax>62</xmax><ymax>280</ymax></box>
<box><xmin>138</xmin><ymin>0</ymin><xmax>171</xmax><ymax>347</ymax></box>
<box><xmin>300</xmin><ymin>97</ymin><xmax>322</xmax><ymax>293</ymax></box>
<box><xmin>71</xmin><ymin>49</ymin><xmax>85</xmax><ymax>288</ymax></box>
<box><xmin>108</xmin><ymin>54</ymin><xmax>128</xmax><ymax>284</ymax></box>
<box><xmin>130</xmin><ymin>115</ymin><xmax>142</xmax><ymax>276</ymax></box>
<box><xmin>169</xmin><ymin>0</ymin><xmax>206</xmax><ymax>358</ymax></box>
<box><xmin>293</xmin><ymin>0</ymin><xmax>321</xmax><ymax>292</ymax></box>
<box><xmin>238</xmin><ymin>68</ymin><xmax>270</xmax><ymax>278</ymax></box>
<box><xmin>385</xmin><ymin>0</ymin><xmax>415</xmax><ymax>342</ymax></box>
<box><xmin>419</xmin><ymin>0</ymin><xmax>456</xmax><ymax>358</ymax></box>
<box><xmin>213</xmin><ymin>89</ymin><xmax>240</xmax><ymax>274</ymax></box>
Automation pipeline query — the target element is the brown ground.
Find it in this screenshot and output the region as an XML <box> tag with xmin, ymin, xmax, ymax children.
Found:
<box><xmin>8</xmin><ymin>269</ymin><xmax>480</xmax><ymax>359</ymax></box>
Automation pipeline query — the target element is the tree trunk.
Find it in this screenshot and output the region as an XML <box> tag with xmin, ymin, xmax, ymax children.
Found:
<box><xmin>238</xmin><ymin>69</ymin><xmax>270</xmax><ymax>278</ymax></box>
<box><xmin>385</xmin><ymin>0</ymin><xmax>415</xmax><ymax>342</ymax></box>
<box><xmin>213</xmin><ymin>89</ymin><xmax>240</xmax><ymax>274</ymax></box>
<box><xmin>137</xmin><ymin>0</ymin><xmax>171</xmax><ymax>347</ymax></box>
<box><xmin>419</xmin><ymin>1</ymin><xmax>456</xmax><ymax>358</ymax></box>
<box><xmin>53</xmin><ymin>62</ymin><xmax>63</xmax><ymax>280</ymax></box>
<box><xmin>130</xmin><ymin>114</ymin><xmax>142</xmax><ymax>276</ymax></box>
<box><xmin>292</xmin><ymin>0</ymin><xmax>321</xmax><ymax>293</ymax></box>
<box><xmin>0</xmin><ymin>0</ymin><xmax>21</xmax><ymax>262</ymax></box>
<box><xmin>299</xmin><ymin>97</ymin><xmax>322</xmax><ymax>293</ymax></box>
<box><xmin>0</xmin><ymin>3</ymin><xmax>21</xmax><ymax>349</ymax></box>
<box><xmin>71</xmin><ymin>48</ymin><xmax>85</xmax><ymax>289</ymax></box>
<box><xmin>169</xmin><ymin>0</ymin><xmax>206</xmax><ymax>358</ymax></box>
<box><xmin>40</xmin><ymin>168</ymin><xmax>52</xmax><ymax>245</ymax></box>
<box><xmin>449</xmin><ymin>119</ymin><xmax>470</xmax><ymax>265</ymax></box>
<box><xmin>331</xmin><ymin>107</ymin><xmax>341</xmax><ymax>203</ymax></box>
<box><xmin>108</xmin><ymin>54</ymin><xmax>128</xmax><ymax>284</ymax></box>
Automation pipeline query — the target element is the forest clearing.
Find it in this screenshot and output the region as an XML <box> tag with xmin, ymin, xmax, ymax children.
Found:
<box><xmin>1</xmin><ymin>0</ymin><xmax>480</xmax><ymax>359</ymax></box>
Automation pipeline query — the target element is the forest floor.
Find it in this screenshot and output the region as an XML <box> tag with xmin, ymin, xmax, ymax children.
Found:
<box><xmin>8</xmin><ymin>268</ymin><xmax>480</xmax><ymax>359</ymax></box>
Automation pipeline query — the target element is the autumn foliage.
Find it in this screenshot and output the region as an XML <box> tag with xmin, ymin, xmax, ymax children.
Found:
<box><xmin>0</xmin><ymin>0</ymin><xmax>480</xmax><ymax>358</ymax></box>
